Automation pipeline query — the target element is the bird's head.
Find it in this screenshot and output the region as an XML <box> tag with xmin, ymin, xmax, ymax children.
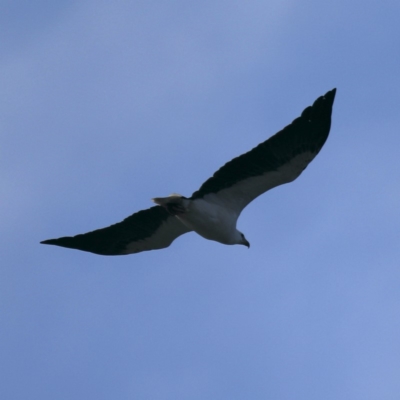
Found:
<box><xmin>237</xmin><ymin>231</ymin><xmax>250</xmax><ymax>248</ymax></box>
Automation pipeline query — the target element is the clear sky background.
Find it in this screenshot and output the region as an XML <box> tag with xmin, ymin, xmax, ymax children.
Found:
<box><xmin>1</xmin><ymin>1</ymin><xmax>400</xmax><ymax>399</ymax></box>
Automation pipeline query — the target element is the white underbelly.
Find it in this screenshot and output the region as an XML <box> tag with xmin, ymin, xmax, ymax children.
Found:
<box><xmin>176</xmin><ymin>199</ymin><xmax>238</xmax><ymax>244</ymax></box>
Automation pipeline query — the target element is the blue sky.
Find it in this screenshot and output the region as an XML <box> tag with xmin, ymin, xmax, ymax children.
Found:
<box><xmin>1</xmin><ymin>1</ymin><xmax>400</xmax><ymax>399</ymax></box>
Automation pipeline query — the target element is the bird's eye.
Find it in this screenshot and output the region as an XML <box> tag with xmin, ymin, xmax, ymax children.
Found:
<box><xmin>241</xmin><ymin>233</ymin><xmax>244</xmax><ymax>238</ymax></box>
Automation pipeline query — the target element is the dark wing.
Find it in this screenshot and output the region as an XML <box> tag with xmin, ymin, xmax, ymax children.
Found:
<box><xmin>190</xmin><ymin>89</ymin><xmax>336</xmax><ymax>215</ymax></box>
<box><xmin>41</xmin><ymin>206</ymin><xmax>191</xmax><ymax>256</ymax></box>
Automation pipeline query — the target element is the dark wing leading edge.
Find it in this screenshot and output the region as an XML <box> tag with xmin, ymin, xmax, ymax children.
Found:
<box><xmin>41</xmin><ymin>206</ymin><xmax>191</xmax><ymax>255</ymax></box>
<box><xmin>190</xmin><ymin>89</ymin><xmax>336</xmax><ymax>215</ymax></box>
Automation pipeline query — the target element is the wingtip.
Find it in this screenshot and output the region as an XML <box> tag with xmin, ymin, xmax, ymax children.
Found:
<box><xmin>326</xmin><ymin>88</ymin><xmax>337</xmax><ymax>101</ymax></box>
<box><xmin>40</xmin><ymin>239</ymin><xmax>53</xmax><ymax>245</ymax></box>
<box><xmin>314</xmin><ymin>88</ymin><xmax>336</xmax><ymax>111</ymax></box>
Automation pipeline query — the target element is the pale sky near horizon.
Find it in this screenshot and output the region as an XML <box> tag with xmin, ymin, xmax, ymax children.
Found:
<box><xmin>1</xmin><ymin>1</ymin><xmax>400</xmax><ymax>399</ymax></box>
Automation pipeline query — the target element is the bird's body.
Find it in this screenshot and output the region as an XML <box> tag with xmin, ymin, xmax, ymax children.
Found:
<box><xmin>153</xmin><ymin>195</ymin><xmax>244</xmax><ymax>245</ymax></box>
<box><xmin>41</xmin><ymin>89</ymin><xmax>336</xmax><ymax>256</ymax></box>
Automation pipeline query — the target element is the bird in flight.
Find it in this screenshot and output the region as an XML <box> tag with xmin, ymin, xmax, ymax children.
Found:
<box><xmin>41</xmin><ymin>89</ymin><xmax>336</xmax><ymax>255</ymax></box>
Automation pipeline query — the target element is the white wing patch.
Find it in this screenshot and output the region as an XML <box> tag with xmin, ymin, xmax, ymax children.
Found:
<box><xmin>123</xmin><ymin>216</ymin><xmax>191</xmax><ymax>254</ymax></box>
<box><xmin>204</xmin><ymin>151</ymin><xmax>316</xmax><ymax>215</ymax></box>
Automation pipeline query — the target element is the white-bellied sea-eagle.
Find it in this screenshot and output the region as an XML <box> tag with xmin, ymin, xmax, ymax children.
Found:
<box><xmin>41</xmin><ymin>89</ymin><xmax>336</xmax><ymax>255</ymax></box>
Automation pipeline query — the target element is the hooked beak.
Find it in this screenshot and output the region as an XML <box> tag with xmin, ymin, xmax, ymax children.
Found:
<box><xmin>243</xmin><ymin>239</ymin><xmax>250</xmax><ymax>248</ymax></box>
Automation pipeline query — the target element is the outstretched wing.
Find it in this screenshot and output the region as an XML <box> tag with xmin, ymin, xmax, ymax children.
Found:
<box><xmin>41</xmin><ymin>206</ymin><xmax>191</xmax><ymax>255</ymax></box>
<box><xmin>191</xmin><ymin>89</ymin><xmax>336</xmax><ymax>215</ymax></box>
